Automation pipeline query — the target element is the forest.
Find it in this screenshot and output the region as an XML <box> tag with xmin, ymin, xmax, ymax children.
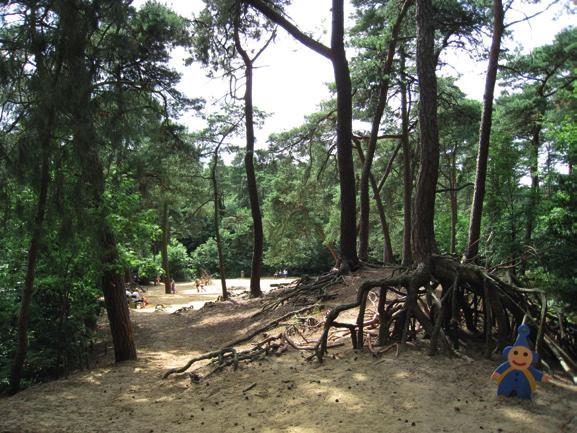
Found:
<box><xmin>0</xmin><ymin>0</ymin><xmax>576</xmax><ymax>415</ymax></box>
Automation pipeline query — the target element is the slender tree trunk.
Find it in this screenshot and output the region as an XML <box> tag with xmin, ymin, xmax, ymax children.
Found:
<box><xmin>526</xmin><ymin>125</ymin><xmax>541</xmax><ymax>246</ymax></box>
<box><xmin>400</xmin><ymin>47</ymin><xmax>412</xmax><ymax>266</ymax></box>
<box><xmin>61</xmin><ymin>1</ymin><xmax>136</xmax><ymax>362</ymax></box>
<box><xmin>160</xmin><ymin>200</ymin><xmax>171</xmax><ymax>294</ymax></box>
<box><xmin>449</xmin><ymin>154</ymin><xmax>458</xmax><ymax>255</ymax></box>
<box><xmin>521</xmin><ymin>124</ymin><xmax>541</xmax><ymax>274</ymax></box>
<box><xmin>354</xmin><ymin>139</ymin><xmax>394</xmax><ymax>262</ymax></box>
<box><xmin>98</xmin><ymin>222</ymin><xmax>137</xmax><ymax>362</ymax></box>
<box><xmin>9</xmin><ymin>147</ymin><xmax>51</xmax><ymax>394</ymax></box>
<box><xmin>358</xmin><ymin>0</ymin><xmax>411</xmax><ymax>261</ymax></box>
<box><xmin>331</xmin><ymin>0</ymin><xmax>359</xmax><ymax>272</ymax></box>
<box><xmin>9</xmin><ymin>4</ymin><xmax>62</xmax><ymax>394</ymax></box>
<box><xmin>412</xmin><ymin>0</ymin><xmax>440</xmax><ymax>263</ymax></box>
<box><xmin>234</xmin><ymin>20</ymin><xmax>263</xmax><ymax>297</ymax></box>
<box><xmin>464</xmin><ymin>0</ymin><xmax>504</xmax><ymax>262</ymax></box>
<box><xmin>212</xmin><ymin>152</ymin><xmax>228</xmax><ymax>300</ymax></box>
<box><xmin>244</xmin><ymin>0</ymin><xmax>358</xmax><ymax>271</ymax></box>
<box><xmin>377</xmin><ymin>188</ymin><xmax>394</xmax><ymax>263</ymax></box>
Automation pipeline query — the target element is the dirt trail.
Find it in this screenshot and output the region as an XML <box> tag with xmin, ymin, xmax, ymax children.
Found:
<box><xmin>1</xmin><ymin>277</ymin><xmax>576</xmax><ymax>433</ymax></box>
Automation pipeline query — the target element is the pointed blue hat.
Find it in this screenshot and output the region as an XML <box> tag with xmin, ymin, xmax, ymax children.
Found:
<box><xmin>514</xmin><ymin>324</ymin><xmax>531</xmax><ymax>348</ymax></box>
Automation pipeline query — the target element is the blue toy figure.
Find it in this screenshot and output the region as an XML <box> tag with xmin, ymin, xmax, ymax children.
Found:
<box><xmin>490</xmin><ymin>324</ymin><xmax>551</xmax><ymax>399</ymax></box>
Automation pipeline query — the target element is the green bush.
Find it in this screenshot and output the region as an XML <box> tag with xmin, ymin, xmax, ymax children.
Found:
<box><xmin>168</xmin><ymin>239</ymin><xmax>194</xmax><ymax>281</ymax></box>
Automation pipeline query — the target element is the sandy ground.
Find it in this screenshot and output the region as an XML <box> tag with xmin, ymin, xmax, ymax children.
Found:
<box><xmin>1</xmin><ymin>276</ymin><xmax>576</xmax><ymax>433</ymax></box>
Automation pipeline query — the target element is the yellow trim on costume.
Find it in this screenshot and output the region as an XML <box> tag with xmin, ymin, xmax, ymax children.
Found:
<box><xmin>497</xmin><ymin>367</ymin><xmax>537</xmax><ymax>392</ymax></box>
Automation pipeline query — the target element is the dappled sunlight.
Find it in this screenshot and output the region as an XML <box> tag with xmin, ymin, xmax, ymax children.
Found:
<box><xmin>2</xmin><ymin>277</ymin><xmax>575</xmax><ymax>433</ymax></box>
<box><xmin>300</xmin><ymin>379</ymin><xmax>363</xmax><ymax>407</ymax></box>
<box><xmin>140</xmin><ymin>300</ymin><xmax>209</xmax><ymax>314</ymax></box>
<box><xmin>393</xmin><ymin>370</ymin><xmax>411</xmax><ymax>380</ymax></box>
<box><xmin>352</xmin><ymin>372</ymin><xmax>368</xmax><ymax>382</ymax></box>
<box><xmin>77</xmin><ymin>374</ymin><xmax>105</xmax><ymax>386</ymax></box>
<box><xmin>263</xmin><ymin>426</ymin><xmax>323</xmax><ymax>433</ymax></box>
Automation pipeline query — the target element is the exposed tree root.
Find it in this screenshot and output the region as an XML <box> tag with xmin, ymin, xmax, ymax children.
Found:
<box><xmin>313</xmin><ymin>255</ymin><xmax>577</xmax><ymax>383</ymax></box>
<box><xmin>164</xmin><ymin>257</ymin><xmax>577</xmax><ymax>383</ymax></box>
<box><xmin>226</xmin><ymin>305</ymin><xmax>318</xmax><ymax>347</ymax></box>
<box><xmin>163</xmin><ymin>305</ymin><xmax>319</xmax><ymax>380</ymax></box>
<box><xmin>256</xmin><ymin>272</ymin><xmax>343</xmax><ymax>316</ymax></box>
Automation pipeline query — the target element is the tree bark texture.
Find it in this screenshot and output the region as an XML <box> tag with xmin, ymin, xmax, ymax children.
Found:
<box><xmin>464</xmin><ymin>0</ymin><xmax>504</xmax><ymax>262</ymax></box>
<box><xmin>358</xmin><ymin>0</ymin><xmax>411</xmax><ymax>261</ymax></box>
<box><xmin>234</xmin><ymin>20</ymin><xmax>263</xmax><ymax>297</ymax></box>
<box><xmin>412</xmin><ymin>0</ymin><xmax>440</xmax><ymax>263</ymax></box>
<box><xmin>331</xmin><ymin>0</ymin><xmax>359</xmax><ymax>272</ymax></box>
<box><xmin>400</xmin><ymin>46</ymin><xmax>413</xmax><ymax>266</ymax></box>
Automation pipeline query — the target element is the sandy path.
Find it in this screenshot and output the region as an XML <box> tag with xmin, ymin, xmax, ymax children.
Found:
<box><xmin>1</xmin><ymin>277</ymin><xmax>576</xmax><ymax>433</ymax></box>
<box><xmin>142</xmin><ymin>278</ymin><xmax>297</xmax><ymax>313</ymax></box>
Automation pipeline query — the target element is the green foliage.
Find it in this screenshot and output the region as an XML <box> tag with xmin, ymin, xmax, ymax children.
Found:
<box><xmin>25</xmin><ymin>258</ymin><xmax>102</xmax><ymax>382</ymax></box>
<box><xmin>532</xmin><ymin>174</ymin><xmax>577</xmax><ymax>313</ymax></box>
<box><xmin>0</xmin><ymin>225</ymin><xmax>104</xmax><ymax>391</ymax></box>
<box><xmin>168</xmin><ymin>238</ymin><xmax>194</xmax><ymax>281</ymax></box>
<box><xmin>189</xmin><ymin>208</ymin><xmax>253</xmax><ymax>278</ymax></box>
<box><xmin>0</xmin><ymin>0</ymin><xmax>197</xmax><ymax>390</ymax></box>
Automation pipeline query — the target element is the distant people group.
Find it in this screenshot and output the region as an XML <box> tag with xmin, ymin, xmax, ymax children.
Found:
<box><xmin>151</xmin><ymin>274</ymin><xmax>210</xmax><ymax>294</ymax></box>
<box><xmin>274</xmin><ymin>269</ymin><xmax>289</xmax><ymax>277</ymax></box>
<box><xmin>126</xmin><ymin>287</ymin><xmax>148</xmax><ymax>309</ymax></box>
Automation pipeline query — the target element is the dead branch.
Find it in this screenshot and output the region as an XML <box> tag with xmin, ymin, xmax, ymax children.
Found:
<box><xmin>257</xmin><ymin>273</ymin><xmax>342</xmax><ymax>315</ymax></box>
<box><xmin>226</xmin><ymin>305</ymin><xmax>318</xmax><ymax>348</ymax></box>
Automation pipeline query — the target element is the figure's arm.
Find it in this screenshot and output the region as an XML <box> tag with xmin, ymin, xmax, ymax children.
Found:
<box><xmin>491</xmin><ymin>362</ymin><xmax>509</xmax><ymax>381</ymax></box>
<box><xmin>528</xmin><ymin>367</ymin><xmax>548</xmax><ymax>382</ymax></box>
<box><xmin>530</xmin><ymin>367</ymin><xmax>552</xmax><ymax>383</ymax></box>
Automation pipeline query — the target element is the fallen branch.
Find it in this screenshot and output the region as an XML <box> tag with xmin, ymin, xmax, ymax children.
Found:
<box><xmin>226</xmin><ymin>305</ymin><xmax>318</xmax><ymax>348</ymax></box>
<box><xmin>163</xmin><ymin>348</ymin><xmax>237</xmax><ymax>379</ymax></box>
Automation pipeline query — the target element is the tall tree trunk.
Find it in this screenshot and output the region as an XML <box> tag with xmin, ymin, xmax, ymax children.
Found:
<box><xmin>449</xmin><ymin>153</ymin><xmax>458</xmax><ymax>255</ymax></box>
<box><xmin>464</xmin><ymin>0</ymin><xmax>504</xmax><ymax>262</ymax></box>
<box><xmin>377</xmin><ymin>187</ymin><xmax>394</xmax><ymax>263</ymax></box>
<box><xmin>521</xmin><ymin>124</ymin><xmax>541</xmax><ymax>274</ymax></box>
<box><xmin>358</xmin><ymin>0</ymin><xmax>411</xmax><ymax>261</ymax></box>
<box><xmin>244</xmin><ymin>0</ymin><xmax>358</xmax><ymax>271</ymax></box>
<box><xmin>212</xmin><ymin>151</ymin><xmax>228</xmax><ymax>300</ymax></box>
<box><xmin>160</xmin><ymin>200</ymin><xmax>171</xmax><ymax>294</ymax></box>
<box><xmin>412</xmin><ymin>0</ymin><xmax>440</xmax><ymax>263</ymax></box>
<box><xmin>10</xmin><ymin>6</ymin><xmax>62</xmax><ymax>392</ymax></box>
<box><xmin>61</xmin><ymin>1</ymin><xmax>136</xmax><ymax>362</ymax></box>
<box><xmin>9</xmin><ymin>147</ymin><xmax>51</xmax><ymax>394</ymax></box>
<box><xmin>98</xmin><ymin>222</ymin><xmax>137</xmax><ymax>362</ymax></box>
<box><xmin>354</xmin><ymin>139</ymin><xmax>394</xmax><ymax>262</ymax></box>
<box><xmin>331</xmin><ymin>0</ymin><xmax>359</xmax><ymax>272</ymax></box>
<box><xmin>234</xmin><ymin>19</ymin><xmax>263</xmax><ymax>297</ymax></box>
<box><xmin>9</xmin><ymin>3</ymin><xmax>63</xmax><ymax>394</ymax></box>
<box><xmin>400</xmin><ymin>46</ymin><xmax>413</xmax><ymax>266</ymax></box>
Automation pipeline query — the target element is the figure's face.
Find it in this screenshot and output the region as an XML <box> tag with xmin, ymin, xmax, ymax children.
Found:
<box><xmin>507</xmin><ymin>345</ymin><xmax>533</xmax><ymax>369</ymax></box>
